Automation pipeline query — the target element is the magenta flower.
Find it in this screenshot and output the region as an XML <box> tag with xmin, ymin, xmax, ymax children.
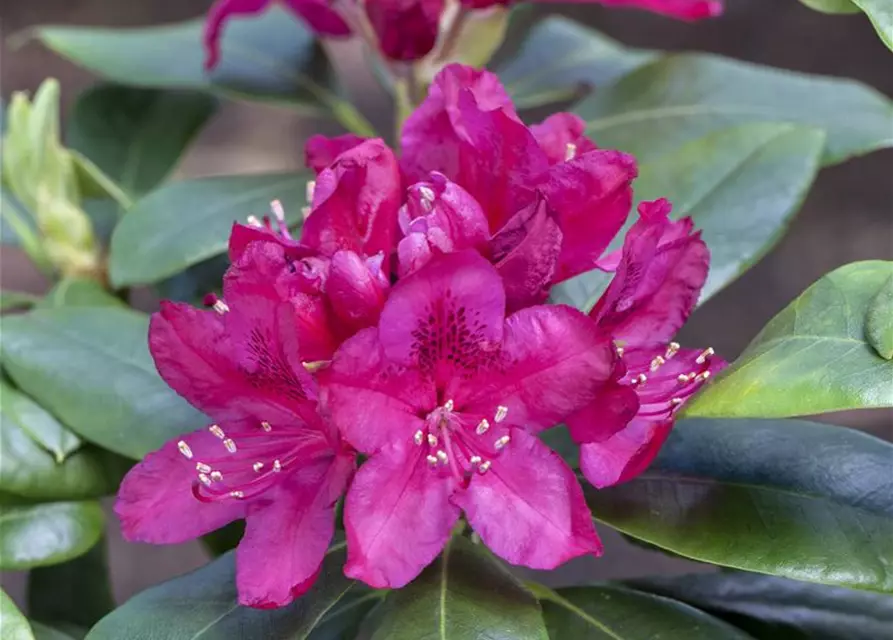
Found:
<box><xmin>567</xmin><ymin>199</ymin><xmax>725</xmax><ymax>488</ymax></box>
<box><xmin>320</xmin><ymin>251</ymin><xmax>619</xmax><ymax>588</ymax></box>
<box><xmin>460</xmin><ymin>0</ymin><xmax>722</xmax><ymax>20</ymax></box>
<box><xmin>115</xmin><ymin>254</ymin><xmax>355</xmax><ymax>608</ymax></box>
<box><xmin>366</xmin><ymin>0</ymin><xmax>445</xmax><ymax>61</ymax></box>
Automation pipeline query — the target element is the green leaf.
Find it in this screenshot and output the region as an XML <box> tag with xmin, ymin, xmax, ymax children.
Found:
<box><xmin>552</xmin><ymin>124</ymin><xmax>825</xmax><ymax>311</ymax></box>
<box><xmin>108</xmin><ymin>172</ymin><xmax>309</xmax><ymax>287</ymax></box>
<box><xmin>1</xmin><ymin>377</ymin><xmax>81</xmax><ymax>462</ymax></box>
<box><xmin>625</xmin><ymin>572</ymin><xmax>893</xmax><ymax>640</ymax></box>
<box><xmin>67</xmin><ymin>85</ymin><xmax>217</xmax><ymax>198</ymax></box>
<box><xmin>86</xmin><ymin>543</ymin><xmax>374</xmax><ymax>640</ymax></box>
<box><xmin>29</xmin><ymin>622</ymin><xmax>80</xmax><ymax>640</ymax></box>
<box><xmin>851</xmin><ymin>0</ymin><xmax>893</xmax><ymax>50</ymax></box>
<box><xmin>69</xmin><ymin>151</ymin><xmax>133</xmax><ymax>210</ymax></box>
<box><xmin>575</xmin><ymin>54</ymin><xmax>893</xmax><ymax>166</ymax></box>
<box><xmin>799</xmin><ymin>0</ymin><xmax>861</xmax><ymax>13</ymax></box>
<box><xmin>1</xmin><ymin>589</ymin><xmax>35</xmax><ymax>640</ymax></box>
<box><xmin>530</xmin><ymin>583</ymin><xmax>752</xmax><ymax>639</ymax></box>
<box><xmin>866</xmin><ymin>274</ymin><xmax>893</xmax><ymax>359</ymax></box>
<box><xmin>0</xmin><ymin>307</ymin><xmax>205</xmax><ymax>459</ymax></box>
<box><xmin>0</xmin><ymin>501</ymin><xmax>104</xmax><ymax>570</ymax></box>
<box><xmin>28</xmin><ymin>538</ymin><xmax>114</xmax><ymax>630</ymax></box>
<box><xmin>371</xmin><ymin>536</ymin><xmax>548</xmax><ymax>640</ymax></box>
<box><xmin>683</xmin><ymin>261</ymin><xmax>893</xmax><ymax>418</ymax></box>
<box><xmin>0</xmin><ymin>189</ymin><xmax>52</xmax><ymax>273</ymax></box>
<box><xmin>1</xmin><ymin>290</ymin><xmax>40</xmax><ymax>312</ymax></box>
<box><xmin>497</xmin><ymin>16</ymin><xmax>655</xmax><ymax>110</ymax></box>
<box><xmin>37</xmin><ymin>278</ymin><xmax>125</xmax><ymax>309</ymax></box>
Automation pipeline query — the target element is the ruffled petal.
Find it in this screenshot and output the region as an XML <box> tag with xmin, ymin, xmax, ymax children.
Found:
<box><xmin>327</xmin><ymin>250</ymin><xmax>389</xmax><ymax>335</ymax></box>
<box><xmin>304</xmin><ymin>134</ymin><xmax>367</xmax><ymax>174</ymax></box>
<box><xmin>542</xmin><ymin>150</ymin><xmax>638</xmax><ymax>282</ymax></box>
<box><xmin>320</xmin><ymin>329</ymin><xmax>434</xmax><ymax>454</ymax></box>
<box><xmin>366</xmin><ymin>0</ymin><xmax>444</xmax><ymax>61</ymax></box>
<box><xmin>579</xmin><ymin>418</ymin><xmax>672</xmax><ymax>489</ymax></box>
<box><xmin>566</xmin><ymin>368</ymin><xmax>640</xmax><ymax>444</ymax></box>
<box><xmin>115</xmin><ymin>428</ymin><xmax>245</xmax><ymax>544</ymax></box>
<box><xmin>590</xmin><ymin>199</ymin><xmax>710</xmax><ymax>346</ymax></box>
<box><xmin>454</xmin><ymin>429</ymin><xmax>601</xmax><ymax>568</ymax></box>
<box><xmin>344</xmin><ymin>442</ymin><xmax>460</xmax><ymax>588</ymax></box>
<box><xmin>235</xmin><ymin>453</ymin><xmax>353</xmax><ymax>608</ymax></box>
<box><xmin>530</xmin><ymin>113</ymin><xmax>597</xmax><ymax>165</ymax></box>
<box><xmin>302</xmin><ymin>139</ymin><xmax>402</xmax><ymax>259</ymax></box>
<box><xmin>202</xmin><ymin>0</ymin><xmax>271</xmax><ymax>70</ymax></box>
<box><xmin>378</xmin><ymin>252</ymin><xmax>505</xmax><ymax>389</ymax></box>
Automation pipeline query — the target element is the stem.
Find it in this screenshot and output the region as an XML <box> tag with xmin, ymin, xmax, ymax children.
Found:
<box><xmin>433</xmin><ymin>6</ymin><xmax>470</xmax><ymax>64</ymax></box>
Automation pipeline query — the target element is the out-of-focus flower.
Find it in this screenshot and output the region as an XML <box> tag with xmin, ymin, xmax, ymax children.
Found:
<box><xmin>321</xmin><ymin>252</ymin><xmax>621</xmax><ymax>588</ymax></box>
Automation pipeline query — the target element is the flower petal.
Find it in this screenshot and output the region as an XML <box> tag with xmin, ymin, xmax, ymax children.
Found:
<box><xmin>530</xmin><ymin>113</ymin><xmax>597</xmax><ymax>165</ymax></box>
<box><xmin>344</xmin><ymin>442</ymin><xmax>459</xmax><ymax>588</ymax></box>
<box><xmin>579</xmin><ymin>418</ymin><xmax>673</xmax><ymax>489</ymax></box>
<box><xmin>284</xmin><ymin>0</ymin><xmax>351</xmax><ymax>36</ymax></box>
<box><xmin>327</xmin><ymin>250</ymin><xmax>389</xmax><ymax>335</ymax></box>
<box><xmin>302</xmin><ymin>139</ymin><xmax>402</xmax><ymax>259</ymax></box>
<box><xmin>304</xmin><ymin>134</ymin><xmax>367</xmax><ymax>174</ymax></box>
<box><xmin>542</xmin><ymin>150</ymin><xmax>638</xmax><ymax>282</ymax></box>
<box><xmin>454</xmin><ymin>428</ymin><xmax>601</xmax><ymax>568</ymax></box>
<box><xmin>366</xmin><ymin>0</ymin><xmax>444</xmax><ymax>61</ymax></box>
<box><xmin>590</xmin><ymin>199</ymin><xmax>710</xmax><ymax>346</ymax></box>
<box><xmin>566</xmin><ymin>369</ymin><xmax>640</xmax><ymax>444</ymax></box>
<box><xmin>236</xmin><ymin>452</ymin><xmax>354</xmax><ymax>608</ymax></box>
<box><xmin>321</xmin><ymin>329</ymin><xmax>434</xmax><ymax>454</ymax></box>
<box><xmin>115</xmin><ymin>428</ymin><xmax>245</xmax><ymax>544</ymax></box>
<box><xmin>378</xmin><ymin>252</ymin><xmax>505</xmax><ymax>388</ymax></box>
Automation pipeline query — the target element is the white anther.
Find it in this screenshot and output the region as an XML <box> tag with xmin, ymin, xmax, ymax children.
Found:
<box><xmin>270</xmin><ymin>199</ymin><xmax>286</xmax><ymax>222</ymax></box>
<box><xmin>427</xmin><ymin>455</ymin><xmax>439</xmax><ymax>466</ymax></box>
<box><xmin>616</xmin><ymin>346</ymin><xmax>625</xmax><ymax>357</ymax></box>
<box><xmin>436</xmin><ymin>450</ymin><xmax>449</xmax><ymax>463</ymax></box>
<box><xmin>565</xmin><ymin>142</ymin><xmax>577</xmax><ymax>162</ymax></box>
<box><xmin>632</xmin><ymin>374</ymin><xmax>647</xmax><ymax>386</ymax></box>
<box><xmin>305</xmin><ymin>181</ymin><xmax>316</xmax><ymax>204</ymax></box>
<box><xmin>696</xmin><ymin>347</ymin><xmax>715</xmax><ymax>365</ymax></box>
<box><xmin>223</xmin><ymin>438</ymin><xmax>237</xmax><ymax>453</ymax></box>
<box><xmin>677</xmin><ymin>373</ymin><xmax>691</xmax><ymax>383</ymax></box>
<box><xmin>444</xmin><ymin>399</ymin><xmax>455</xmax><ymax>412</ymax></box>
<box><xmin>650</xmin><ymin>355</ymin><xmax>666</xmax><ymax>371</ymax></box>
<box><xmin>414</xmin><ymin>430</ymin><xmax>424</xmax><ymax>445</ymax></box>
<box><xmin>209</xmin><ymin>425</ymin><xmax>225</xmax><ymax>439</ymax></box>
<box><xmin>427</xmin><ymin>434</ymin><xmax>439</xmax><ymax>447</ymax></box>
<box><xmin>669</xmin><ymin>397</ymin><xmax>684</xmax><ymax>406</ymax></box>
<box><xmin>253</xmin><ymin>462</ymin><xmax>264</xmax><ymax>473</ymax></box>
<box><xmin>272</xmin><ymin>459</ymin><xmax>282</xmax><ymax>472</ymax></box>
<box><xmin>666</xmin><ymin>342</ymin><xmax>681</xmax><ymax>358</ymax></box>
<box><xmin>478</xmin><ymin>461</ymin><xmax>492</xmax><ymax>474</ymax></box>
<box><xmin>198</xmin><ymin>473</ymin><xmax>212</xmax><ymax>486</ymax></box>
<box><xmin>177</xmin><ymin>440</ymin><xmax>193</xmax><ymax>459</ymax></box>
<box><xmin>230</xmin><ymin>490</ymin><xmax>245</xmax><ymax>499</ymax></box>
<box><xmin>494</xmin><ymin>435</ymin><xmax>511</xmax><ymax>450</ymax></box>
<box><xmin>418</xmin><ymin>185</ymin><xmax>436</xmax><ymax>210</ymax></box>
<box><xmin>470</xmin><ymin>455</ymin><xmax>482</xmax><ymax>466</ymax></box>
<box><xmin>494</xmin><ymin>406</ymin><xmax>508</xmax><ymax>423</ymax></box>
<box><xmin>695</xmin><ymin>371</ymin><xmax>712</xmax><ymax>383</ymax></box>
<box><xmin>261</xmin><ymin>421</ymin><xmax>272</xmax><ymax>432</ymax></box>
<box><xmin>196</xmin><ymin>462</ymin><xmax>212</xmax><ymax>474</ymax></box>
<box><xmin>246</xmin><ymin>215</ymin><xmax>263</xmax><ymax>228</ymax></box>
<box><xmin>476</xmin><ymin>419</ymin><xmax>490</xmax><ymax>435</ymax></box>
<box><xmin>210</xmin><ymin>471</ymin><xmax>223</xmax><ymax>482</ymax></box>
<box><xmin>212</xmin><ymin>300</ymin><xmax>230</xmax><ymax>315</ymax></box>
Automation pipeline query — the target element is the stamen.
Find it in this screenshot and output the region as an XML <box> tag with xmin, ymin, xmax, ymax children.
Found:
<box><xmin>305</xmin><ymin>180</ymin><xmax>316</xmax><ymax>203</ymax></box>
<box><xmin>246</xmin><ymin>215</ymin><xmax>263</xmax><ymax>228</ymax></box>
<box><xmin>696</xmin><ymin>347</ymin><xmax>715</xmax><ymax>365</ymax></box>
<box><xmin>223</xmin><ymin>438</ymin><xmax>237</xmax><ymax>453</ymax></box>
<box><xmin>436</xmin><ymin>450</ymin><xmax>449</xmax><ymax>463</ymax></box>
<box><xmin>177</xmin><ymin>440</ymin><xmax>193</xmax><ymax>459</ymax></box>
<box><xmin>195</xmin><ymin>462</ymin><xmax>211</xmax><ymax>474</ymax></box>
<box><xmin>650</xmin><ymin>355</ymin><xmax>666</xmax><ymax>371</ymax></box>
<box><xmin>494</xmin><ymin>406</ymin><xmax>508</xmax><ymax>423</ymax></box>
<box><xmin>677</xmin><ymin>373</ymin><xmax>691</xmax><ymax>383</ymax></box>
<box><xmin>632</xmin><ymin>373</ymin><xmax>648</xmax><ymax>386</ymax></box>
<box><xmin>478</xmin><ymin>461</ymin><xmax>492</xmax><ymax>474</ymax></box>
<box><xmin>212</xmin><ymin>300</ymin><xmax>230</xmax><ymax>315</ymax></box>
<box><xmin>426</xmin><ymin>454</ymin><xmax>438</xmax><ymax>466</ymax></box>
<box><xmin>302</xmin><ymin>360</ymin><xmax>327</xmax><ymax>373</ymax></box>
<box><xmin>414</xmin><ymin>430</ymin><xmax>424</xmax><ymax>446</ymax></box>
<box><xmin>229</xmin><ymin>490</ymin><xmax>245</xmax><ymax>499</ymax></box>
<box><xmin>666</xmin><ymin>342</ymin><xmax>681</xmax><ymax>358</ymax></box>
<box><xmin>476</xmin><ymin>419</ymin><xmax>490</xmax><ymax>435</ymax></box>
<box><xmin>270</xmin><ymin>199</ymin><xmax>286</xmax><ymax>223</ymax></box>
<box><xmin>253</xmin><ymin>462</ymin><xmax>264</xmax><ymax>473</ymax></box>
<box><xmin>669</xmin><ymin>397</ymin><xmax>684</xmax><ymax>406</ymax></box>
<box><xmin>444</xmin><ymin>399</ymin><xmax>455</xmax><ymax>412</ymax></box>
<box><xmin>494</xmin><ymin>435</ymin><xmax>511</xmax><ymax>450</ymax></box>
<box><xmin>261</xmin><ymin>421</ymin><xmax>272</xmax><ymax>432</ymax></box>
<box><xmin>209</xmin><ymin>425</ymin><xmax>225</xmax><ymax>439</ymax></box>
<box><xmin>616</xmin><ymin>346</ymin><xmax>624</xmax><ymax>357</ymax></box>
<box><xmin>469</xmin><ymin>455</ymin><xmax>482</xmax><ymax>466</ymax></box>
<box><xmin>418</xmin><ymin>185</ymin><xmax>435</xmax><ymax>211</ymax></box>
<box><xmin>565</xmin><ymin>142</ymin><xmax>577</xmax><ymax>162</ymax></box>
<box><xmin>427</xmin><ymin>434</ymin><xmax>439</xmax><ymax>447</ymax></box>
<box><xmin>198</xmin><ymin>473</ymin><xmax>212</xmax><ymax>486</ymax></box>
<box><xmin>210</xmin><ymin>471</ymin><xmax>223</xmax><ymax>482</ymax></box>
<box><xmin>695</xmin><ymin>371</ymin><xmax>711</xmax><ymax>383</ymax></box>
<box><xmin>272</xmin><ymin>459</ymin><xmax>282</xmax><ymax>472</ymax></box>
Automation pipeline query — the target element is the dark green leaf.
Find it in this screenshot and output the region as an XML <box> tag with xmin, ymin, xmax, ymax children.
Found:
<box><xmin>656</xmin><ymin>418</ymin><xmax>893</xmax><ymax>518</ymax></box>
<box><xmin>575</xmin><ymin>54</ymin><xmax>893</xmax><ymax>166</ymax></box>
<box><xmin>28</xmin><ymin>538</ymin><xmax>114</xmax><ymax>630</ymax></box>
<box><xmin>69</xmin><ymin>151</ymin><xmax>133</xmax><ymax>210</ymax></box>
<box><xmin>625</xmin><ymin>572</ymin><xmax>893</xmax><ymax>640</ymax></box>
<box><xmin>29</xmin><ymin>621</ymin><xmax>80</xmax><ymax>640</ymax></box>
<box><xmin>1</xmin><ymin>377</ymin><xmax>81</xmax><ymax>462</ymax></box>
<box><xmin>37</xmin><ymin>278</ymin><xmax>125</xmax><ymax>309</ymax></box>
<box><xmin>1</xmin><ymin>589</ymin><xmax>35</xmax><ymax>640</ymax></box>
<box><xmin>0</xmin><ymin>501</ymin><xmax>104</xmax><ymax>570</ymax></box>
<box><xmin>371</xmin><ymin>536</ymin><xmax>548</xmax><ymax>640</ymax></box>
<box><xmin>0</xmin><ymin>308</ymin><xmax>205</xmax><ymax>459</ymax></box>
<box><xmin>1</xmin><ymin>290</ymin><xmax>40</xmax><ymax>312</ymax></box>
<box><xmin>497</xmin><ymin>16</ymin><xmax>655</xmax><ymax>110</ymax></box>
<box><xmin>552</xmin><ymin>124</ymin><xmax>825</xmax><ymax>311</ymax></box>
<box><xmin>866</xmin><ymin>274</ymin><xmax>893</xmax><ymax>359</ymax></box>
<box><xmin>530</xmin><ymin>583</ymin><xmax>752</xmax><ymax>639</ymax></box>
<box><xmin>67</xmin><ymin>85</ymin><xmax>217</xmax><ymax>197</ymax></box>
<box><xmin>108</xmin><ymin>172</ymin><xmax>309</xmax><ymax>287</ymax></box>
<box><xmin>684</xmin><ymin>261</ymin><xmax>893</xmax><ymax>418</ymax></box>
<box><xmin>86</xmin><ymin>543</ymin><xmax>372</xmax><ymax>640</ymax></box>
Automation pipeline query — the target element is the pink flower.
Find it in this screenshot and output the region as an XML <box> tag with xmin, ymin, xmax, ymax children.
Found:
<box><xmin>568</xmin><ymin>199</ymin><xmax>725</xmax><ymax>488</ymax></box>
<box><xmin>366</xmin><ymin>0</ymin><xmax>445</xmax><ymax>61</ymax></box>
<box><xmin>203</xmin><ymin>0</ymin><xmax>350</xmax><ymax>70</ymax></box>
<box><xmin>320</xmin><ymin>251</ymin><xmax>619</xmax><ymax>588</ymax></box>
<box><xmin>115</xmin><ymin>254</ymin><xmax>355</xmax><ymax>608</ymax></box>
<box><xmin>460</xmin><ymin>0</ymin><xmax>722</xmax><ymax>20</ymax></box>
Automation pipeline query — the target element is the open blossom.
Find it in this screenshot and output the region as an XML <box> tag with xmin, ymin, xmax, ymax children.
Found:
<box><xmin>567</xmin><ymin>199</ymin><xmax>725</xmax><ymax>488</ymax></box>
<box><xmin>115</xmin><ymin>250</ymin><xmax>354</xmax><ymax>608</ymax></box>
<box><xmin>320</xmin><ymin>252</ymin><xmax>620</xmax><ymax>588</ymax></box>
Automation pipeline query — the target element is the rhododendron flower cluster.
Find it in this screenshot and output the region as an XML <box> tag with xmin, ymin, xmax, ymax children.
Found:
<box><xmin>203</xmin><ymin>0</ymin><xmax>723</xmax><ymax>68</ymax></box>
<box><xmin>116</xmin><ymin>64</ymin><xmax>722</xmax><ymax>607</ymax></box>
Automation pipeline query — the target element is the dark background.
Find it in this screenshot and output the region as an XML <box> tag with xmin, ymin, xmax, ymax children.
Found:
<box><xmin>1</xmin><ymin>0</ymin><xmax>891</xmax><ymax>612</ymax></box>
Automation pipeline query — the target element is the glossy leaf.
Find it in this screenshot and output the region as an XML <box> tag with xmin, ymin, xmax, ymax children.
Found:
<box><xmin>37</xmin><ymin>278</ymin><xmax>125</xmax><ymax>309</ymax></box>
<box><xmin>575</xmin><ymin>54</ymin><xmax>893</xmax><ymax>166</ymax></box>
<box><xmin>800</xmin><ymin>0</ymin><xmax>861</xmax><ymax>12</ymax></box>
<box><xmin>371</xmin><ymin>535</ymin><xmax>548</xmax><ymax>640</ymax></box>
<box><xmin>0</xmin><ymin>501</ymin><xmax>104</xmax><ymax>570</ymax></box>
<box><xmin>108</xmin><ymin>172</ymin><xmax>309</xmax><ymax>287</ymax></box>
<box><xmin>684</xmin><ymin>261</ymin><xmax>893</xmax><ymax>418</ymax></box>
<box><xmin>552</xmin><ymin>124</ymin><xmax>824</xmax><ymax>311</ymax></box>
<box><xmin>497</xmin><ymin>17</ymin><xmax>655</xmax><ymax>109</ymax></box>
<box><xmin>530</xmin><ymin>583</ymin><xmax>752</xmax><ymax>639</ymax></box>
<box><xmin>70</xmin><ymin>151</ymin><xmax>133</xmax><ymax>210</ymax></box>
<box><xmin>67</xmin><ymin>85</ymin><xmax>217</xmax><ymax>197</ymax></box>
<box><xmin>1</xmin><ymin>589</ymin><xmax>35</xmax><ymax>640</ymax></box>
<box><xmin>28</xmin><ymin>539</ymin><xmax>114</xmax><ymax>630</ymax></box>
<box><xmin>866</xmin><ymin>274</ymin><xmax>893</xmax><ymax>359</ymax></box>
<box><xmin>0</xmin><ymin>290</ymin><xmax>40</xmax><ymax>312</ymax></box>
<box><xmin>86</xmin><ymin>543</ymin><xmax>372</xmax><ymax>640</ymax></box>
<box><xmin>0</xmin><ymin>377</ymin><xmax>81</xmax><ymax>462</ymax></box>
<box><xmin>626</xmin><ymin>572</ymin><xmax>893</xmax><ymax>640</ymax></box>
<box><xmin>0</xmin><ymin>308</ymin><xmax>205</xmax><ymax>459</ymax></box>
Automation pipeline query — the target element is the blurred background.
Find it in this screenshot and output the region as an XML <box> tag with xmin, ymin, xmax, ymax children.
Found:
<box><xmin>1</xmin><ymin>0</ymin><xmax>891</xmax><ymax>612</ymax></box>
